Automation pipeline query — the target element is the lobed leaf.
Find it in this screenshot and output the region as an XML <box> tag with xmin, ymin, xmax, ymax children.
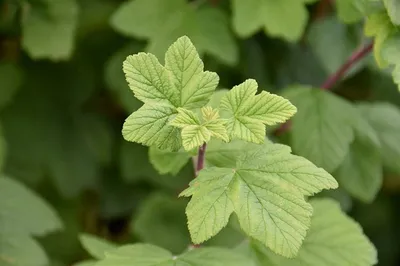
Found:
<box><xmin>220</xmin><ymin>79</ymin><xmax>296</xmax><ymax>144</ymax></box>
<box><xmin>241</xmin><ymin>199</ymin><xmax>377</xmax><ymax>266</ymax></box>
<box><xmin>180</xmin><ymin>142</ymin><xmax>337</xmax><ymax>258</ymax></box>
<box><xmin>122</xmin><ymin>36</ymin><xmax>219</xmax><ymax>151</ymax></box>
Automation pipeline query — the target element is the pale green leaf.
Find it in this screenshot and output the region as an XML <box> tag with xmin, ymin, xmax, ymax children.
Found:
<box><xmin>0</xmin><ymin>232</ymin><xmax>48</xmax><ymax>266</ymax></box>
<box><xmin>285</xmin><ymin>86</ymin><xmax>356</xmax><ymax>172</ymax></box>
<box><xmin>220</xmin><ymin>79</ymin><xmax>296</xmax><ymax>144</ymax></box>
<box><xmin>205</xmin><ymin>139</ymin><xmax>260</xmax><ymax>168</ymax></box>
<box><xmin>232</xmin><ymin>0</ymin><xmax>311</xmax><ymax>41</ymax></box>
<box><xmin>335</xmin><ymin>118</ymin><xmax>382</xmax><ymax>202</ymax></box>
<box><xmin>122</xmin><ymin>36</ymin><xmax>220</xmax><ymax>150</ymax></box>
<box><xmin>164</xmin><ymin>36</ymin><xmax>219</xmax><ymax>109</ymax></box>
<box><xmin>170</xmin><ymin>108</ymin><xmax>201</xmax><ymax>128</ymax></box>
<box><xmin>132</xmin><ymin>193</ymin><xmax>190</xmax><ymax>254</ymax></box>
<box><xmin>358</xmin><ymin>103</ymin><xmax>400</xmax><ymax>173</ymax></box>
<box><xmin>180</xmin><ymin>142</ymin><xmax>337</xmax><ymax>258</ymax></box>
<box><xmin>243</xmin><ymin>198</ymin><xmax>377</xmax><ymax>266</ymax></box>
<box><xmin>79</xmin><ymin>234</ymin><xmax>116</xmax><ymax>260</ymax></box>
<box><xmin>0</xmin><ymin>177</ymin><xmax>62</xmax><ymax>236</ymax></box>
<box><xmin>181</xmin><ymin>125</ymin><xmax>211</xmax><ymax>150</ymax></box>
<box><xmin>204</xmin><ymin>120</ymin><xmax>229</xmax><ymax>142</ymax></box>
<box><xmin>111</xmin><ymin>0</ymin><xmax>238</xmax><ymax>65</ymax></box>
<box><xmin>123</xmin><ymin>53</ymin><xmax>179</xmax><ymax>106</ymax></box>
<box><xmin>149</xmin><ymin>146</ymin><xmax>192</xmax><ymax>175</ymax></box>
<box><xmin>122</xmin><ymin>104</ymin><xmax>181</xmax><ymax>151</ymax></box>
<box><xmin>383</xmin><ymin>0</ymin><xmax>400</xmax><ymax>25</ymax></box>
<box><xmin>22</xmin><ymin>0</ymin><xmax>79</xmax><ymax>60</ymax></box>
<box><xmin>0</xmin><ymin>63</ymin><xmax>22</xmax><ymax>109</ymax></box>
<box><xmin>96</xmin><ymin>244</ymin><xmax>250</xmax><ymax>266</ymax></box>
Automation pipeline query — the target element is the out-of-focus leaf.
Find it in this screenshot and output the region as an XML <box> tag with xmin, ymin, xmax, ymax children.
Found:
<box><xmin>22</xmin><ymin>0</ymin><xmax>79</xmax><ymax>60</ymax></box>
<box><xmin>110</xmin><ymin>0</ymin><xmax>238</xmax><ymax>65</ymax></box>
<box><xmin>0</xmin><ymin>63</ymin><xmax>22</xmax><ymax>109</ymax></box>
<box><xmin>79</xmin><ymin>234</ymin><xmax>116</xmax><ymax>259</ymax></box>
<box><xmin>104</xmin><ymin>43</ymin><xmax>143</xmax><ymax>113</ymax></box>
<box><xmin>132</xmin><ymin>193</ymin><xmax>190</xmax><ymax>254</ymax></box>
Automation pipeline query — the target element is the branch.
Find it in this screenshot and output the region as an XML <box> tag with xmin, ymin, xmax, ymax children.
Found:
<box><xmin>320</xmin><ymin>42</ymin><xmax>373</xmax><ymax>90</ymax></box>
<box><xmin>274</xmin><ymin>41</ymin><xmax>374</xmax><ymax>136</ymax></box>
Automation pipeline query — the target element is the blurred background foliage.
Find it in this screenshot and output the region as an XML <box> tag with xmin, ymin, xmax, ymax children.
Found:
<box><xmin>0</xmin><ymin>0</ymin><xmax>400</xmax><ymax>266</ymax></box>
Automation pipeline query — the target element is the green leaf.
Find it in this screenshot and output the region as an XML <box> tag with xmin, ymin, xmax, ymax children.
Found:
<box><xmin>220</xmin><ymin>79</ymin><xmax>296</xmax><ymax>144</ymax></box>
<box><xmin>307</xmin><ymin>17</ymin><xmax>366</xmax><ymax>77</ymax></box>
<box><xmin>0</xmin><ymin>63</ymin><xmax>22</xmax><ymax>109</ymax></box>
<box><xmin>110</xmin><ymin>0</ymin><xmax>238</xmax><ymax>65</ymax></box>
<box><xmin>383</xmin><ymin>0</ymin><xmax>400</xmax><ymax>25</ymax></box>
<box><xmin>149</xmin><ymin>146</ymin><xmax>192</xmax><ymax>175</ymax></box>
<box><xmin>73</xmin><ymin>261</ymin><xmax>96</xmax><ymax>266</ymax></box>
<box><xmin>335</xmin><ymin>0</ymin><xmax>365</xmax><ymax>23</ymax></box>
<box><xmin>381</xmin><ymin>32</ymin><xmax>400</xmax><ymax>91</ymax></box>
<box><xmin>0</xmin><ymin>232</ymin><xmax>48</xmax><ymax>266</ymax></box>
<box><xmin>22</xmin><ymin>0</ymin><xmax>79</xmax><ymax>60</ymax></box>
<box><xmin>180</xmin><ymin>142</ymin><xmax>337</xmax><ymax>258</ymax></box>
<box><xmin>123</xmin><ymin>104</ymin><xmax>182</xmax><ymax>151</ymax></box>
<box><xmin>358</xmin><ymin>103</ymin><xmax>400</xmax><ymax>173</ymax></box>
<box><xmin>205</xmin><ymin>139</ymin><xmax>260</xmax><ymax>168</ymax></box>
<box><xmin>96</xmin><ymin>244</ymin><xmax>250</xmax><ymax>266</ymax></box>
<box><xmin>334</xmin><ymin>115</ymin><xmax>383</xmax><ymax>202</ymax></box>
<box><xmin>120</xmin><ymin>141</ymin><xmax>193</xmax><ymax>190</ymax></box>
<box><xmin>132</xmin><ymin>193</ymin><xmax>190</xmax><ymax>254</ymax></box>
<box><xmin>242</xmin><ymin>198</ymin><xmax>377</xmax><ymax>266</ymax></box>
<box><xmin>285</xmin><ymin>86</ymin><xmax>356</xmax><ymax>172</ymax></box>
<box><xmin>364</xmin><ymin>12</ymin><xmax>396</xmax><ymax>68</ymax></box>
<box><xmin>170</xmin><ymin>107</ymin><xmax>229</xmax><ymax>150</ymax></box>
<box><xmin>232</xmin><ymin>0</ymin><xmax>311</xmax><ymax>41</ymax></box>
<box><xmin>78</xmin><ymin>234</ymin><xmax>116</xmax><ymax>260</ymax></box>
<box><xmin>0</xmin><ymin>177</ymin><xmax>62</xmax><ymax>236</ymax></box>
<box><xmin>122</xmin><ymin>36</ymin><xmax>219</xmax><ymax>151</ymax></box>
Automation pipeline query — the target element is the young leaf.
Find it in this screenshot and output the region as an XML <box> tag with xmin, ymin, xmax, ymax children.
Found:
<box><xmin>285</xmin><ymin>86</ymin><xmax>356</xmax><ymax>173</ymax></box>
<box><xmin>0</xmin><ymin>177</ymin><xmax>63</xmax><ymax>236</ymax></box>
<box><xmin>358</xmin><ymin>103</ymin><xmax>400</xmax><ymax>173</ymax></box>
<box><xmin>122</xmin><ymin>36</ymin><xmax>219</xmax><ymax>151</ymax></box>
<box><xmin>95</xmin><ymin>244</ymin><xmax>251</xmax><ymax>266</ymax></box>
<box><xmin>231</xmin><ymin>0</ymin><xmax>312</xmax><ymax>41</ymax></box>
<box><xmin>22</xmin><ymin>0</ymin><xmax>79</xmax><ymax>60</ymax></box>
<box><xmin>241</xmin><ymin>198</ymin><xmax>377</xmax><ymax>266</ymax></box>
<box><xmin>78</xmin><ymin>234</ymin><xmax>116</xmax><ymax>260</ymax></box>
<box><xmin>180</xmin><ymin>142</ymin><xmax>338</xmax><ymax>258</ymax></box>
<box><xmin>170</xmin><ymin>108</ymin><xmax>229</xmax><ymax>150</ymax></box>
<box><xmin>110</xmin><ymin>0</ymin><xmax>238</xmax><ymax>65</ymax></box>
<box><xmin>220</xmin><ymin>79</ymin><xmax>296</xmax><ymax>144</ymax></box>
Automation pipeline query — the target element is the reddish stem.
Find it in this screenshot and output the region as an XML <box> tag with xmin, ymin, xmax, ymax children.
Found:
<box><xmin>274</xmin><ymin>41</ymin><xmax>374</xmax><ymax>136</ymax></box>
<box><xmin>320</xmin><ymin>42</ymin><xmax>374</xmax><ymax>90</ymax></box>
<box><xmin>195</xmin><ymin>143</ymin><xmax>207</xmax><ymax>177</ymax></box>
